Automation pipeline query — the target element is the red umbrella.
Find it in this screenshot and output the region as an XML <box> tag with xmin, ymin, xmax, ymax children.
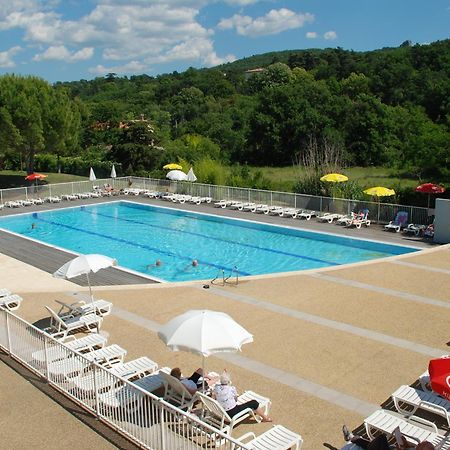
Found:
<box><xmin>429</xmin><ymin>355</ymin><xmax>450</xmax><ymax>401</ymax></box>
<box><xmin>25</xmin><ymin>173</ymin><xmax>47</xmax><ymax>181</ymax></box>
<box><xmin>415</xmin><ymin>183</ymin><xmax>445</xmax><ymax>209</ymax></box>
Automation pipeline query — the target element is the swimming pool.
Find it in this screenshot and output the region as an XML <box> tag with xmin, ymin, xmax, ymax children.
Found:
<box><xmin>0</xmin><ymin>201</ymin><xmax>418</xmax><ymax>282</ymax></box>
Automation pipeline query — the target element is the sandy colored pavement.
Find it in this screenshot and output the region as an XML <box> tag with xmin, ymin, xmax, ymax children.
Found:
<box><xmin>1</xmin><ymin>243</ymin><xmax>449</xmax><ymax>449</ymax></box>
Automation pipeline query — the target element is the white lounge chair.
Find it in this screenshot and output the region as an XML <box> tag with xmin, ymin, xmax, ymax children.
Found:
<box><xmin>46</xmin><ymin>344</ymin><xmax>127</xmax><ymax>379</ymax></box>
<box><xmin>364</xmin><ymin>409</ymin><xmax>450</xmax><ymax>449</ymax></box>
<box><xmin>61</xmin><ymin>194</ymin><xmax>77</xmax><ymax>201</ymax></box>
<box><xmin>214</xmin><ymin>199</ymin><xmax>236</xmax><ymax>208</ymax></box>
<box><xmin>71</xmin><ymin>356</ymin><xmax>158</xmax><ymax>394</ymax></box>
<box><xmin>21</xmin><ymin>199</ymin><xmax>34</xmax><ymax>206</ymax></box>
<box><xmin>0</xmin><ymin>288</ymin><xmax>12</xmax><ymax>298</ymax></box>
<box><xmin>55</xmin><ymin>299</ymin><xmax>112</xmax><ymax>317</ymax></box>
<box><xmin>346</xmin><ymin>210</ymin><xmax>370</xmax><ymax>229</ymax></box>
<box><xmin>32</xmin><ymin>333</ymin><xmax>107</xmax><ymax>364</ymax></box>
<box><xmin>190</xmin><ymin>390</ymin><xmax>271</xmax><ymax>437</ymax></box>
<box><xmin>44</xmin><ymin>305</ymin><xmax>102</xmax><ymax>339</ymax></box>
<box><xmin>279</xmin><ymin>208</ymin><xmax>299</xmax><ymax>218</ymax></box>
<box><xmin>336</xmin><ymin>213</ymin><xmax>355</xmax><ymax>226</ymax></box>
<box><xmin>0</xmin><ymin>294</ymin><xmax>23</xmax><ymax>311</ymax></box>
<box><xmin>5</xmin><ymin>200</ymin><xmax>23</xmax><ymax>208</ymax></box>
<box><xmin>237</xmin><ymin>425</ymin><xmax>303</xmax><ymax>450</ymax></box>
<box><xmin>46</xmin><ymin>196</ymin><xmax>61</xmax><ymax>203</ymax></box>
<box><xmin>402</xmin><ymin>223</ymin><xmax>426</xmax><ymax>236</ymax></box>
<box><xmin>160</xmin><ymin>370</ymin><xmax>196</xmax><ymax>409</ymax></box>
<box><xmin>297</xmin><ymin>210</ymin><xmax>316</xmax><ymax>220</ymax></box>
<box><xmin>31</xmin><ymin>198</ymin><xmax>44</xmax><ymax>205</ymax></box>
<box><xmin>229</xmin><ymin>202</ymin><xmax>255</xmax><ymax>211</ymax></box>
<box><xmin>316</xmin><ymin>213</ymin><xmax>345</xmax><ymax>224</ymax></box>
<box><xmin>243</xmin><ymin>203</ymin><xmax>267</xmax><ymax>213</ymax></box>
<box><xmin>385</xmin><ymin>211</ymin><xmax>409</xmax><ymax>233</ymax></box>
<box><xmin>392</xmin><ymin>385</ymin><xmax>450</xmax><ymax>426</ymax></box>
<box><xmin>268</xmin><ymin>206</ymin><xmax>285</xmax><ymax>216</ymax></box>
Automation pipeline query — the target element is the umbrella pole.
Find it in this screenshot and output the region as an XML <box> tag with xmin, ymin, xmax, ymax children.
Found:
<box><xmin>202</xmin><ymin>355</ymin><xmax>205</xmax><ymax>392</ymax></box>
<box><xmin>86</xmin><ymin>272</ymin><xmax>94</xmax><ymax>305</ymax></box>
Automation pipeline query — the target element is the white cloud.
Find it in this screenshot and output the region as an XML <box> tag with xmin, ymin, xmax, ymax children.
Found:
<box><xmin>0</xmin><ymin>46</ymin><xmax>22</xmax><ymax>68</ymax></box>
<box><xmin>324</xmin><ymin>30</ymin><xmax>337</xmax><ymax>40</ymax></box>
<box><xmin>0</xmin><ymin>1</ymin><xmax>264</xmax><ymax>75</ymax></box>
<box><xmin>306</xmin><ymin>31</ymin><xmax>317</xmax><ymax>39</ymax></box>
<box><xmin>89</xmin><ymin>60</ymin><xmax>148</xmax><ymax>75</ymax></box>
<box><xmin>33</xmin><ymin>45</ymin><xmax>94</xmax><ymax>62</ymax></box>
<box><xmin>218</xmin><ymin>8</ymin><xmax>314</xmax><ymax>37</ymax></box>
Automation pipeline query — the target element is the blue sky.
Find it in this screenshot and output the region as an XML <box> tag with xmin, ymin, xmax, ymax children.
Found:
<box><xmin>0</xmin><ymin>0</ymin><xmax>448</xmax><ymax>83</ymax></box>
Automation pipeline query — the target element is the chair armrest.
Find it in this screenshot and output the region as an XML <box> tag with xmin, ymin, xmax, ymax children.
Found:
<box><xmin>418</xmin><ymin>400</ymin><xmax>450</xmax><ymax>427</ymax></box>
<box><xmin>406</xmin><ymin>414</ymin><xmax>438</xmax><ymax>433</ymax></box>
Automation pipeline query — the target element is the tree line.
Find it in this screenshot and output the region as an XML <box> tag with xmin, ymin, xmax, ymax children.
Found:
<box><xmin>0</xmin><ymin>39</ymin><xmax>449</xmax><ymax>182</ymax></box>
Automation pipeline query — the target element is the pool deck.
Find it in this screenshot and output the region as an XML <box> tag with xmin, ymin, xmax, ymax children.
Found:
<box><xmin>0</xmin><ymin>196</ymin><xmax>449</xmax><ymax>449</ymax></box>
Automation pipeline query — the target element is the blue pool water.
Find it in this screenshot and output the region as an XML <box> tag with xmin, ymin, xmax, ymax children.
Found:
<box><xmin>0</xmin><ymin>201</ymin><xmax>418</xmax><ymax>282</ymax></box>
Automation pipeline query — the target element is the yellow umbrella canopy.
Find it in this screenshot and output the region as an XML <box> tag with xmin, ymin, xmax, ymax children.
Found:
<box><xmin>320</xmin><ymin>173</ymin><xmax>348</xmax><ymax>183</ymax></box>
<box><xmin>163</xmin><ymin>163</ymin><xmax>183</xmax><ymax>170</ymax></box>
<box><xmin>364</xmin><ymin>186</ymin><xmax>396</xmax><ymax>197</ymax></box>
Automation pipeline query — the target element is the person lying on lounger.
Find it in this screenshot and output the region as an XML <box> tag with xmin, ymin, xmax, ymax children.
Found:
<box><xmin>342</xmin><ymin>425</ymin><xmax>435</xmax><ymax>450</ymax></box>
<box><xmin>213</xmin><ymin>371</ymin><xmax>272</xmax><ymax>422</ymax></box>
<box><xmin>170</xmin><ymin>367</ymin><xmax>218</xmax><ymax>394</ymax></box>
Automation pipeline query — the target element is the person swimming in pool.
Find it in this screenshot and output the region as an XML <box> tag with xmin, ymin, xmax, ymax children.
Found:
<box><xmin>146</xmin><ymin>259</ymin><xmax>162</xmax><ymax>270</ymax></box>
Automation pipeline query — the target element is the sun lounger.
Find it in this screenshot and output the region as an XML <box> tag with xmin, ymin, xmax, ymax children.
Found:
<box><xmin>297</xmin><ymin>210</ymin><xmax>316</xmax><ymax>220</ymax></box>
<box><xmin>32</xmin><ymin>333</ymin><xmax>107</xmax><ymax>364</ymax></box>
<box><xmin>278</xmin><ymin>208</ymin><xmax>299</xmax><ymax>218</ymax></box>
<box><xmin>402</xmin><ymin>223</ymin><xmax>426</xmax><ymax>236</ymax></box>
<box><xmin>71</xmin><ymin>356</ymin><xmax>158</xmax><ymax>394</ymax></box>
<box><xmin>229</xmin><ymin>202</ymin><xmax>255</xmax><ymax>211</ymax></box>
<box><xmin>243</xmin><ymin>203</ymin><xmax>267</xmax><ymax>213</ymax></box>
<box><xmin>316</xmin><ymin>213</ymin><xmax>345</xmax><ymax>224</ymax></box>
<box><xmin>0</xmin><ymin>203</ymin><xmax>3</xmax><ymax>210</ymax></box>
<box><xmin>346</xmin><ymin>210</ymin><xmax>370</xmax><ymax>229</ymax></box>
<box><xmin>336</xmin><ymin>213</ymin><xmax>355</xmax><ymax>226</ymax></box>
<box><xmin>98</xmin><ymin>369</ymin><xmax>168</xmax><ymax>409</ymax></box>
<box><xmin>385</xmin><ymin>211</ymin><xmax>409</xmax><ymax>232</ymax></box>
<box><xmin>21</xmin><ymin>199</ymin><xmax>34</xmax><ymax>206</ymax></box>
<box><xmin>5</xmin><ymin>200</ymin><xmax>24</xmax><ymax>208</ymax></box>
<box><xmin>55</xmin><ymin>299</ymin><xmax>112</xmax><ymax>317</ymax></box>
<box><xmin>31</xmin><ymin>198</ymin><xmax>44</xmax><ymax>205</ymax></box>
<box><xmin>143</xmin><ymin>190</ymin><xmax>161</xmax><ymax>198</ymax></box>
<box><xmin>160</xmin><ymin>370</ymin><xmax>197</xmax><ymax>409</ymax></box>
<box><xmin>46</xmin><ymin>344</ymin><xmax>127</xmax><ymax>378</ymax></box>
<box><xmin>392</xmin><ymin>384</ymin><xmax>450</xmax><ymax>426</ymax></box>
<box><xmin>267</xmin><ymin>206</ymin><xmax>285</xmax><ymax>216</ymax></box>
<box><xmin>0</xmin><ymin>294</ymin><xmax>22</xmax><ymax>311</ymax></box>
<box><xmin>0</xmin><ymin>288</ymin><xmax>12</xmax><ymax>298</ymax></box>
<box><xmin>237</xmin><ymin>425</ymin><xmax>303</xmax><ymax>450</ymax></box>
<box><xmin>190</xmin><ymin>196</ymin><xmax>212</xmax><ymax>205</ymax></box>
<box><xmin>61</xmin><ymin>194</ymin><xmax>77</xmax><ymax>201</ymax></box>
<box><xmin>44</xmin><ymin>305</ymin><xmax>102</xmax><ymax>339</ymax></box>
<box><xmin>173</xmin><ymin>194</ymin><xmax>192</xmax><ymax>203</ymax></box>
<box><xmin>46</xmin><ymin>196</ymin><xmax>61</xmax><ymax>203</ymax></box>
<box><xmin>364</xmin><ymin>409</ymin><xmax>450</xmax><ymax>449</ymax></box>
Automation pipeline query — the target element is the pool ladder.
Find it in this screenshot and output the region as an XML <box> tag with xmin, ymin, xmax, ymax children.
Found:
<box><xmin>211</xmin><ymin>266</ymin><xmax>239</xmax><ymax>286</ymax></box>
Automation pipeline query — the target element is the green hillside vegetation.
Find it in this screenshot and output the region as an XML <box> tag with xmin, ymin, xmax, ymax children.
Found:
<box><xmin>0</xmin><ymin>39</ymin><xmax>449</xmax><ymax>205</ymax></box>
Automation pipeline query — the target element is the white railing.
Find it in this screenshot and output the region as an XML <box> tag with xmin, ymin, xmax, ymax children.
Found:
<box><xmin>0</xmin><ymin>175</ymin><xmax>430</xmax><ymax>225</ymax></box>
<box><xmin>0</xmin><ymin>308</ymin><xmax>247</xmax><ymax>450</ymax></box>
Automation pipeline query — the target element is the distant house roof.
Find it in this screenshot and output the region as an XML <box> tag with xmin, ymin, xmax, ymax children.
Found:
<box><xmin>244</xmin><ymin>68</ymin><xmax>265</xmax><ymax>74</ymax></box>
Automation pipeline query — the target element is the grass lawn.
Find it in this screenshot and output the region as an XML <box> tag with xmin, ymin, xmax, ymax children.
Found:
<box><xmin>0</xmin><ymin>170</ymin><xmax>87</xmax><ymax>189</ymax></box>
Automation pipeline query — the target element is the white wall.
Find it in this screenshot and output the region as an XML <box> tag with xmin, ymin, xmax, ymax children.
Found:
<box><xmin>434</xmin><ymin>198</ymin><xmax>450</xmax><ymax>244</ymax></box>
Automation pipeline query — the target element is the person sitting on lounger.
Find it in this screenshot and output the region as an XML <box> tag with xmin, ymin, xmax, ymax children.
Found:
<box><xmin>213</xmin><ymin>371</ymin><xmax>272</xmax><ymax>422</ymax></box>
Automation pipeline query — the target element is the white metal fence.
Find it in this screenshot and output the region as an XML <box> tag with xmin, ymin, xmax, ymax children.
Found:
<box><xmin>0</xmin><ymin>308</ymin><xmax>247</xmax><ymax>449</ymax></box>
<box><xmin>0</xmin><ymin>175</ymin><xmax>430</xmax><ymax>225</ymax></box>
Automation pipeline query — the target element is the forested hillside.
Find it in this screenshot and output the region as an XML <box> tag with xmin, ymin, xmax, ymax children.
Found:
<box><xmin>1</xmin><ymin>39</ymin><xmax>449</xmax><ymax>184</ymax></box>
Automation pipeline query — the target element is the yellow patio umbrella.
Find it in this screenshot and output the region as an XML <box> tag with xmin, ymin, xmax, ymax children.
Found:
<box><xmin>363</xmin><ymin>186</ymin><xmax>395</xmax><ymax>197</ymax></box>
<box><xmin>320</xmin><ymin>173</ymin><xmax>348</xmax><ymax>183</ymax></box>
<box><xmin>163</xmin><ymin>163</ymin><xmax>183</xmax><ymax>170</ymax></box>
<box><xmin>364</xmin><ymin>186</ymin><xmax>396</xmax><ymax>223</ymax></box>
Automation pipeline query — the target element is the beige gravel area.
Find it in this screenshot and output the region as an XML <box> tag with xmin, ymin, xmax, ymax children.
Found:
<box><xmin>1</xmin><ymin>244</ymin><xmax>449</xmax><ymax>449</ymax></box>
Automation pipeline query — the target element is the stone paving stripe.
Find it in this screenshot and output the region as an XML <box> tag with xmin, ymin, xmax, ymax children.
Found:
<box><xmin>309</xmin><ymin>272</ymin><xmax>450</xmax><ymax>310</ymax></box>
<box><xmin>203</xmin><ymin>286</ymin><xmax>443</xmax><ymax>357</ymax></box>
<box><xmin>111</xmin><ymin>306</ymin><xmax>378</xmax><ymax>417</ymax></box>
<box><xmin>390</xmin><ymin>259</ymin><xmax>450</xmax><ymax>275</ymax></box>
